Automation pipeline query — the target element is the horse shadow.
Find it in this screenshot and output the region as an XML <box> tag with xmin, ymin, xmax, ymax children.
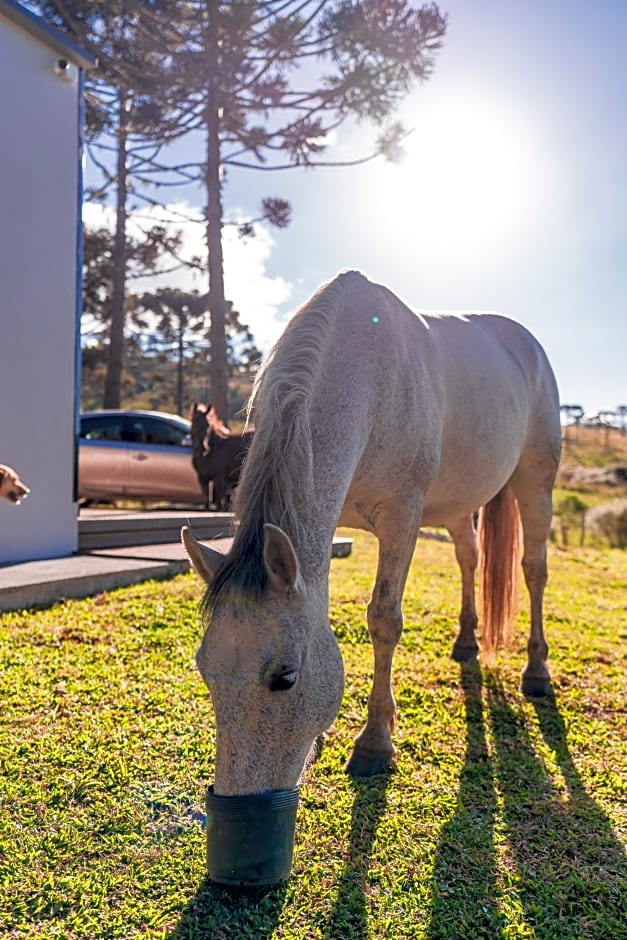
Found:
<box><xmin>486</xmin><ymin>677</ymin><xmax>626</xmax><ymax>938</ymax></box>
<box><xmin>427</xmin><ymin>660</ymin><xmax>507</xmax><ymax>939</ymax></box>
<box><xmin>165</xmin><ymin>875</ymin><xmax>287</xmax><ymax>940</ymax></box>
<box><xmin>428</xmin><ymin>665</ymin><xmax>626</xmax><ymax>939</ymax></box>
<box><xmin>166</xmin><ymin>673</ymin><xmax>624</xmax><ymax>939</ymax></box>
<box><xmin>165</xmin><ymin>774</ymin><xmax>390</xmax><ymax>940</ymax></box>
<box><xmin>321</xmin><ymin>771</ymin><xmax>392</xmax><ymax>940</ymax></box>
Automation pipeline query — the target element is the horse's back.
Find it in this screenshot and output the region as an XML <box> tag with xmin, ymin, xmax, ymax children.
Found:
<box><xmin>332</xmin><ymin>273</ymin><xmax>557</xmax><ymax>411</ymax></box>
<box><xmin>306</xmin><ymin>272</ymin><xmax>560</xmax><ymax>526</ymax></box>
<box><xmin>314</xmin><ymin>272</ymin><xmax>557</xmax><ymax>412</ymax></box>
<box><xmin>245</xmin><ymin>270</ymin><xmax>560</xmax><ymax>531</ymax></box>
<box><xmin>423</xmin><ymin>310</ymin><xmax>560</xmax><ymax>438</ymax></box>
<box><xmin>315</xmin><ymin>271</ymin><xmax>559</xmax><ymax>442</ymax></box>
<box><xmin>419</xmin><ymin>312</ymin><xmax>560</xmax><ymax>521</ymax></box>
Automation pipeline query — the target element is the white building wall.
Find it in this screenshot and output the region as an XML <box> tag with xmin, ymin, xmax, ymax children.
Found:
<box><xmin>0</xmin><ymin>13</ymin><xmax>80</xmax><ymax>563</ymax></box>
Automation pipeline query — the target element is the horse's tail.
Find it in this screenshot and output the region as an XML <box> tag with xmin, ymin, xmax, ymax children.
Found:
<box><xmin>478</xmin><ymin>483</ymin><xmax>522</xmax><ymax>657</ymax></box>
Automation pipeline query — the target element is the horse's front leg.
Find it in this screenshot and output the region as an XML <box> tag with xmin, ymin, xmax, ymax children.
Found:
<box><xmin>345</xmin><ymin>512</ymin><xmax>421</xmax><ymax>777</ymax></box>
<box><xmin>213</xmin><ymin>474</ymin><xmax>227</xmax><ymax>511</ymax></box>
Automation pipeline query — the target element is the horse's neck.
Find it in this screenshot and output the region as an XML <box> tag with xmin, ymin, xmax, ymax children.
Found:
<box><xmin>192</xmin><ymin>440</ymin><xmax>207</xmax><ymax>459</ymax></box>
<box><xmin>239</xmin><ymin>394</ymin><xmax>359</xmax><ymax>581</ymax></box>
<box><xmin>191</xmin><ymin>419</ymin><xmax>208</xmax><ymax>456</ymax></box>
<box><xmin>275</xmin><ymin>456</ymin><xmax>354</xmax><ymax>582</ymax></box>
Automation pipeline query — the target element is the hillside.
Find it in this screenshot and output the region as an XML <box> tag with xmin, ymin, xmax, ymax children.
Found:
<box><xmin>558</xmin><ymin>425</ymin><xmax>627</xmax><ymax>498</ymax></box>
<box><xmin>560</xmin><ymin>423</ymin><xmax>627</xmax><ymax>467</ymax></box>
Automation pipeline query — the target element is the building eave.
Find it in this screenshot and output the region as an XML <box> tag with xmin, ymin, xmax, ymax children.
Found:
<box><xmin>0</xmin><ymin>0</ymin><xmax>97</xmax><ymax>70</ymax></box>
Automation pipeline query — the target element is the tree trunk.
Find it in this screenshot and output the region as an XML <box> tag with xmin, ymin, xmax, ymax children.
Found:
<box><xmin>103</xmin><ymin>87</ymin><xmax>129</xmax><ymax>409</ymax></box>
<box><xmin>177</xmin><ymin>320</ymin><xmax>184</xmax><ymax>416</ymax></box>
<box><xmin>205</xmin><ymin>2</ymin><xmax>228</xmax><ymax>421</ymax></box>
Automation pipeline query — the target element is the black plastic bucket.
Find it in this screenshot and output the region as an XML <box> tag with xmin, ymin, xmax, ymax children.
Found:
<box><xmin>205</xmin><ymin>785</ymin><xmax>300</xmax><ymax>887</ymax></box>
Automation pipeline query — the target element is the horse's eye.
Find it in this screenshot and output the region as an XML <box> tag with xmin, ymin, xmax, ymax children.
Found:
<box><xmin>269</xmin><ymin>670</ymin><xmax>298</xmax><ymax>692</ymax></box>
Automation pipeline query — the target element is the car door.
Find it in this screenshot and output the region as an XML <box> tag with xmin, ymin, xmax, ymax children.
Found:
<box><xmin>79</xmin><ymin>414</ymin><xmax>130</xmax><ymax>500</ymax></box>
<box><xmin>125</xmin><ymin>414</ymin><xmax>201</xmax><ymax>502</ymax></box>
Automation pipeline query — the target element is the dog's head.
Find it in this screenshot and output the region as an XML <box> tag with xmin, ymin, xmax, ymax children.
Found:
<box><xmin>0</xmin><ymin>465</ymin><xmax>30</xmax><ymax>504</ymax></box>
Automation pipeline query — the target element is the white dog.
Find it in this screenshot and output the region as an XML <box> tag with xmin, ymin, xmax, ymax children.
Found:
<box><xmin>0</xmin><ymin>465</ymin><xmax>30</xmax><ymax>504</ymax></box>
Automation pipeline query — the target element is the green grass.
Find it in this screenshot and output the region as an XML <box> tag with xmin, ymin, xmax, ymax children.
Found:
<box><xmin>1</xmin><ymin>531</ymin><xmax>625</xmax><ymax>939</ymax></box>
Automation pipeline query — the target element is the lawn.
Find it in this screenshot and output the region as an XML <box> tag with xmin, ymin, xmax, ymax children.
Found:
<box><xmin>0</xmin><ymin>530</ymin><xmax>625</xmax><ymax>939</ymax></box>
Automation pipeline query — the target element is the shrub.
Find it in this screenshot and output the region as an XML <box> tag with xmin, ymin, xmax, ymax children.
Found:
<box><xmin>590</xmin><ymin>503</ymin><xmax>627</xmax><ymax>548</ymax></box>
<box><xmin>555</xmin><ymin>494</ymin><xmax>588</xmax><ymax>546</ymax></box>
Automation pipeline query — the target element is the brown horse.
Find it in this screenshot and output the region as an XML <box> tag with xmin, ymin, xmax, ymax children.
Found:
<box><xmin>188</xmin><ymin>402</ymin><xmax>253</xmax><ymax>510</ymax></box>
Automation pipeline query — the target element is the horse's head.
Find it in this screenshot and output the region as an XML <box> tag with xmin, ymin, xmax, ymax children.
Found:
<box><xmin>182</xmin><ymin>524</ymin><xmax>344</xmax><ymax>796</ymax></box>
<box><xmin>189</xmin><ymin>402</ymin><xmax>230</xmax><ymax>455</ymax></box>
<box><xmin>189</xmin><ymin>402</ymin><xmax>210</xmax><ymax>453</ymax></box>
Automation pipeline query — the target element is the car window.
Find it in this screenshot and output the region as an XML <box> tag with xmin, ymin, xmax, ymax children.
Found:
<box><xmin>80</xmin><ymin>415</ymin><xmax>126</xmax><ymax>442</ymax></box>
<box><xmin>127</xmin><ymin>416</ymin><xmax>189</xmax><ymax>447</ymax></box>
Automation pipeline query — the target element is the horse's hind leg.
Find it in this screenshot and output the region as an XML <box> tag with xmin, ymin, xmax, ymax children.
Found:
<box><xmin>448</xmin><ymin>515</ymin><xmax>480</xmax><ymax>663</ymax></box>
<box><xmin>345</xmin><ymin>508</ymin><xmax>422</xmax><ymax>778</ymax></box>
<box><xmin>510</xmin><ymin>463</ymin><xmax>557</xmax><ymax>697</ymax></box>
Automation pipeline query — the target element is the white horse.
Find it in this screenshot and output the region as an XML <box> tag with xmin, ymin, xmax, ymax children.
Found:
<box><xmin>183</xmin><ymin>270</ymin><xmax>561</xmax><ymax>797</ymax></box>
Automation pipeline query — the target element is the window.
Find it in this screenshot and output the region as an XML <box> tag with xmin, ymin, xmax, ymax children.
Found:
<box><xmin>80</xmin><ymin>415</ymin><xmax>125</xmax><ymax>442</ymax></box>
<box><xmin>127</xmin><ymin>416</ymin><xmax>189</xmax><ymax>447</ymax></box>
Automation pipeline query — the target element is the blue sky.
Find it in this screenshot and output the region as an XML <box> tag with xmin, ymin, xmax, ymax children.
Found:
<box><xmin>94</xmin><ymin>0</ymin><xmax>626</xmax><ymax>417</ymax></box>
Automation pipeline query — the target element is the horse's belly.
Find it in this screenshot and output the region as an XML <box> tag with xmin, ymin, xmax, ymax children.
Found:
<box><xmin>421</xmin><ymin>451</ymin><xmax>519</xmax><ymax>525</ymax></box>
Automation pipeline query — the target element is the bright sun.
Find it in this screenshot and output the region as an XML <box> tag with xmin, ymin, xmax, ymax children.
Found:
<box><xmin>370</xmin><ymin>89</ymin><xmax>549</xmax><ymax>262</ymax></box>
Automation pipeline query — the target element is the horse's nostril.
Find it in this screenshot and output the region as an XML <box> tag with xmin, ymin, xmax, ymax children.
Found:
<box><xmin>269</xmin><ymin>670</ymin><xmax>299</xmax><ymax>692</ymax></box>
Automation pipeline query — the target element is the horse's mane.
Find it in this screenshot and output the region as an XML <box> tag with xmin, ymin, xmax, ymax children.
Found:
<box><xmin>202</xmin><ymin>273</ymin><xmax>355</xmax><ymax>614</ymax></box>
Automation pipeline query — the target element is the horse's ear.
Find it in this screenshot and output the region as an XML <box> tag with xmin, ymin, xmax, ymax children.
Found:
<box><xmin>181</xmin><ymin>526</ymin><xmax>225</xmax><ymax>583</ymax></box>
<box><xmin>188</xmin><ymin>401</ymin><xmax>198</xmax><ymax>420</ymax></box>
<box><xmin>263</xmin><ymin>524</ymin><xmax>304</xmax><ymax>597</ymax></box>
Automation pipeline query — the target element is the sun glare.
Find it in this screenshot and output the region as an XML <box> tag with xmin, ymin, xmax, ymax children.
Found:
<box><xmin>371</xmin><ymin>91</ymin><xmax>549</xmax><ymax>262</ymax></box>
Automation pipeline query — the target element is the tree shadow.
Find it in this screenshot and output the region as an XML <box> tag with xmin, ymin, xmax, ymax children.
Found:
<box><xmin>426</xmin><ymin>660</ymin><xmax>507</xmax><ymax>939</ymax></box>
<box><xmin>486</xmin><ymin>677</ymin><xmax>626</xmax><ymax>939</ymax></box>
<box><xmin>322</xmin><ymin>769</ymin><xmax>392</xmax><ymax>940</ymax></box>
<box><xmin>166</xmin><ymin>874</ymin><xmax>287</xmax><ymax>939</ymax></box>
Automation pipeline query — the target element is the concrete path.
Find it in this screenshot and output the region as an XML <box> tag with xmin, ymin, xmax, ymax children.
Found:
<box><xmin>0</xmin><ymin>508</ymin><xmax>233</xmax><ymax>612</ymax></box>
<box><xmin>0</xmin><ymin>508</ymin><xmax>352</xmax><ymax>613</ymax></box>
<box><xmin>0</xmin><ymin>536</ymin><xmax>230</xmax><ymax>614</ymax></box>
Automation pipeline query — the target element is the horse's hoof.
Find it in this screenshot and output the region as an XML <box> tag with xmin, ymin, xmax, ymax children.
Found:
<box><xmin>344</xmin><ymin>746</ymin><xmax>394</xmax><ymax>778</ymax></box>
<box><xmin>521</xmin><ymin>673</ymin><xmax>551</xmax><ymax>698</ymax></box>
<box><xmin>451</xmin><ymin>643</ymin><xmax>478</xmax><ymax>663</ymax></box>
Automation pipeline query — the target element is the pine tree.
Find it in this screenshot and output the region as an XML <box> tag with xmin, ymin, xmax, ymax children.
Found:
<box><xmin>28</xmin><ymin>1</ymin><xmax>188</xmax><ymax>407</ymax></box>
<box><xmin>161</xmin><ymin>0</ymin><xmax>447</xmax><ymax>418</ymax></box>
<box><xmin>81</xmin><ymin>224</ymin><xmax>184</xmax><ymax>406</ymax></box>
<box><xmin>28</xmin><ymin>1</ymin><xmax>447</xmax><ymax>418</ymax></box>
<box><xmin>135</xmin><ymin>289</ymin><xmax>262</xmax><ymax>416</ymax></box>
